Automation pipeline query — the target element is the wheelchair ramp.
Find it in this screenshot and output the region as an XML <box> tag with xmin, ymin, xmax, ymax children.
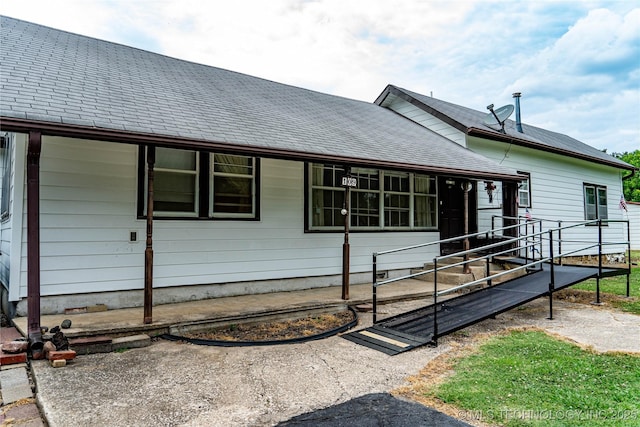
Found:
<box><xmin>343</xmin><ymin>263</ymin><xmax>619</xmax><ymax>355</ymax></box>
<box><xmin>341</xmin><ymin>325</ymin><xmax>432</xmax><ymax>355</ymax></box>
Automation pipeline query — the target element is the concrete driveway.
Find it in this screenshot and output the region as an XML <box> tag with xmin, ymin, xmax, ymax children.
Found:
<box><xmin>31</xmin><ymin>299</ymin><xmax>640</xmax><ymax>426</ymax></box>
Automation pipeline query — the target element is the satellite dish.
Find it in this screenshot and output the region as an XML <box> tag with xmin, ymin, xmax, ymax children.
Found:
<box><xmin>483</xmin><ymin>104</ymin><xmax>514</xmax><ymax>133</ymax></box>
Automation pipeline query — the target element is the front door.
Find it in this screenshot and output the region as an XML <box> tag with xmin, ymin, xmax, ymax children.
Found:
<box><xmin>438</xmin><ymin>177</ymin><xmax>477</xmax><ymax>254</ymax></box>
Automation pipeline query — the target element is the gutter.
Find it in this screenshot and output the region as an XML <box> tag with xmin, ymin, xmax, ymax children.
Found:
<box><xmin>622</xmin><ymin>169</ymin><xmax>636</xmax><ymax>181</ymax></box>
<box><xmin>467</xmin><ymin>128</ymin><xmax>635</xmax><ymax>172</ymax></box>
<box><xmin>0</xmin><ymin>116</ymin><xmax>523</xmax><ymax>182</ymax></box>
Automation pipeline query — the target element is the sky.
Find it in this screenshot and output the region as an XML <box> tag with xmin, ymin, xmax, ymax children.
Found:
<box><xmin>1</xmin><ymin>0</ymin><xmax>638</xmax><ymax>154</ymax></box>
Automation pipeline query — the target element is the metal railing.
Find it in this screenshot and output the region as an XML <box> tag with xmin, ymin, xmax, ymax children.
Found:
<box><xmin>371</xmin><ymin>218</ymin><xmax>631</xmax><ymax>338</ymax></box>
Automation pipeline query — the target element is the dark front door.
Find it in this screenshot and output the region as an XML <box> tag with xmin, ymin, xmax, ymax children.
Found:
<box><xmin>438</xmin><ymin>177</ymin><xmax>477</xmax><ymax>254</ymax></box>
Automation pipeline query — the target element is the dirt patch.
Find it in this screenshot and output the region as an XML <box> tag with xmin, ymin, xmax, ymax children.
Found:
<box><xmin>556</xmin><ymin>288</ymin><xmax>634</xmax><ymax>306</ymax></box>
<box><xmin>182</xmin><ymin>310</ymin><xmax>355</xmax><ymax>342</ymax></box>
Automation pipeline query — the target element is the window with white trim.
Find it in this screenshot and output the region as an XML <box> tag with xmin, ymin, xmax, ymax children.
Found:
<box><xmin>308</xmin><ymin>163</ymin><xmax>437</xmax><ymax>230</ymax></box>
<box><xmin>211</xmin><ymin>153</ymin><xmax>256</xmax><ymax>218</ymax></box>
<box><xmin>154</xmin><ymin>148</ymin><xmax>199</xmax><ymax>215</ymax></box>
<box><xmin>583</xmin><ymin>183</ymin><xmax>607</xmax><ymax>220</ymax></box>
<box><xmin>517</xmin><ymin>171</ymin><xmax>531</xmax><ymax>208</ymax></box>
<box><xmin>139</xmin><ymin>147</ymin><xmax>258</xmax><ymax>219</ymax></box>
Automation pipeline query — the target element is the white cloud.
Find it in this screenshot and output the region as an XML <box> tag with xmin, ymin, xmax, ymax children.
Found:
<box><xmin>1</xmin><ymin>0</ymin><xmax>638</xmax><ymax>153</ymax></box>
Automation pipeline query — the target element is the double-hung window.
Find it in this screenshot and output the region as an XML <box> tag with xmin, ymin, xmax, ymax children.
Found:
<box><xmin>583</xmin><ymin>183</ymin><xmax>607</xmax><ymax>221</ymax></box>
<box><xmin>308</xmin><ymin>163</ymin><xmax>437</xmax><ymax>231</ymax></box>
<box><xmin>211</xmin><ymin>154</ymin><xmax>256</xmax><ymax>218</ymax></box>
<box><xmin>139</xmin><ymin>146</ymin><xmax>258</xmax><ymax>219</ymax></box>
<box><xmin>154</xmin><ymin>148</ymin><xmax>199</xmax><ymax>216</ymax></box>
<box><xmin>517</xmin><ymin>172</ymin><xmax>531</xmax><ymax>208</ymax></box>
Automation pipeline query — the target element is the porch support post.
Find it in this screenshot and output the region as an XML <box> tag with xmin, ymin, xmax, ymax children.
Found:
<box><xmin>144</xmin><ymin>146</ymin><xmax>155</xmax><ymax>324</ymax></box>
<box><xmin>462</xmin><ymin>181</ymin><xmax>471</xmax><ymax>274</ymax></box>
<box><xmin>342</xmin><ymin>183</ymin><xmax>350</xmax><ymax>300</ymax></box>
<box><xmin>26</xmin><ymin>131</ymin><xmax>44</xmax><ymax>358</ymax></box>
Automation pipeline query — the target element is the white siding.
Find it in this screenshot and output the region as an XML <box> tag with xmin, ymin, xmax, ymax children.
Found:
<box><xmin>628</xmin><ymin>203</ymin><xmax>640</xmax><ymax>250</ymax></box>
<box><xmin>18</xmin><ymin>136</ymin><xmax>439</xmax><ymax>302</ymax></box>
<box><xmin>0</xmin><ymin>133</ymin><xmax>27</xmax><ymax>302</ymax></box>
<box><xmin>386</xmin><ymin>97</ymin><xmax>466</xmax><ymax>146</ymax></box>
<box><xmin>469</xmin><ymin>137</ymin><xmax>628</xmax><ymax>256</ymax></box>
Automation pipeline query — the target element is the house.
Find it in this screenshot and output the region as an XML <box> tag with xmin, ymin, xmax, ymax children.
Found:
<box><xmin>375</xmin><ymin>85</ymin><xmax>635</xmax><ymax>257</ymax></box>
<box><xmin>628</xmin><ymin>202</ymin><xmax>640</xmax><ymax>250</ymax></box>
<box><xmin>0</xmin><ymin>15</ymin><xmax>524</xmax><ymax>329</ymax></box>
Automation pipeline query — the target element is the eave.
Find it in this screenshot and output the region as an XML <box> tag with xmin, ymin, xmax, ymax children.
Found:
<box><xmin>467</xmin><ymin>128</ymin><xmax>636</xmax><ymax>172</ymax></box>
<box><xmin>0</xmin><ymin>116</ymin><xmax>524</xmax><ymax>182</ymax></box>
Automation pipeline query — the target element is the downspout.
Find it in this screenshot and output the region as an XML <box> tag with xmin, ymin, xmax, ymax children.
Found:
<box><xmin>26</xmin><ymin>131</ymin><xmax>44</xmax><ymax>358</ymax></box>
<box><xmin>622</xmin><ymin>169</ymin><xmax>636</xmax><ymax>181</ymax></box>
<box><xmin>512</xmin><ymin>93</ymin><xmax>523</xmax><ymax>133</ymax></box>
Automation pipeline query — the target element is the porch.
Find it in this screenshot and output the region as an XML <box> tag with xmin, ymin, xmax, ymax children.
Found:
<box><xmin>11</xmin><ymin>278</ymin><xmax>445</xmax><ymax>340</ymax></box>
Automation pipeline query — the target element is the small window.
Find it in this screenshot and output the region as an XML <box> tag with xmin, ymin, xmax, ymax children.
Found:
<box><xmin>154</xmin><ymin>148</ymin><xmax>199</xmax><ymax>215</ymax></box>
<box><xmin>210</xmin><ymin>154</ymin><xmax>256</xmax><ymax>218</ymax></box>
<box><xmin>583</xmin><ymin>183</ymin><xmax>608</xmax><ymax>221</ymax></box>
<box><xmin>517</xmin><ymin>172</ymin><xmax>531</xmax><ymax>208</ymax></box>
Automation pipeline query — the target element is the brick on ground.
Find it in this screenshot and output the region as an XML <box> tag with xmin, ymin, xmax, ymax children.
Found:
<box><xmin>46</xmin><ymin>350</ymin><xmax>76</xmax><ymax>361</ymax></box>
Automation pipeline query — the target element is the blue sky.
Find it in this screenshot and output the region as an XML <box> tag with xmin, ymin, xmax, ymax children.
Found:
<box><xmin>1</xmin><ymin>0</ymin><xmax>638</xmax><ymax>154</ymax></box>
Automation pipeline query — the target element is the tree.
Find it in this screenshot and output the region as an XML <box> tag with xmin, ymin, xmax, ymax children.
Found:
<box><xmin>615</xmin><ymin>150</ymin><xmax>640</xmax><ymax>202</ymax></box>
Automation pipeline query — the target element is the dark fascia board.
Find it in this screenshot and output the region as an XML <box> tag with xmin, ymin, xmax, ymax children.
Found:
<box><xmin>0</xmin><ymin>116</ymin><xmax>525</xmax><ymax>182</ymax></box>
<box><xmin>468</xmin><ymin>128</ymin><xmax>637</xmax><ymax>172</ymax></box>
<box><xmin>375</xmin><ymin>85</ymin><xmax>469</xmax><ymax>134</ymax></box>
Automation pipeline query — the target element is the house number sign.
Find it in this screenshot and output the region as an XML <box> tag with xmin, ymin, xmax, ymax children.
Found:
<box><xmin>341</xmin><ymin>176</ymin><xmax>357</xmax><ymax>188</ymax></box>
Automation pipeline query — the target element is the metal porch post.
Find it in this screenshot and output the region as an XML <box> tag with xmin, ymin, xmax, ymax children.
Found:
<box><xmin>342</xmin><ymin>183</ymin><xmax>350</xmax><ymax>300</ymax></box>
<box><xmin>594</xmin><ymin>219</ymin><xmax>603</xmax><ymax>305</ymax></box>
<box><xmin>144</xmin><ymin>146</ymin><xmax>155</xmax><ymax>324</ymax></box>
<box><xmin>547</xmin><ymin>229</ymin><xmax>554</xmax><ymax>320</ymax></box>
<box><xmin>462</xmin><ymin>181</ymin><xmax>471</xmax><ymax>274</ymax></box>
<box><xmin>26</xmin><ymin>131</ymin><xmax>44</xmax><ymax>358</ymax></box>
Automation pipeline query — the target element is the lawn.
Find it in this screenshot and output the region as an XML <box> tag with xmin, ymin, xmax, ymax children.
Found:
<box><xmin>410</xmin><ymin>330</ymin><xmax>640</xmax><ymax>427</ymax></box>
<box><xmin>569</xmin><ymin>250</ymin><xmax>640</xmax><ymax>314</ymax></box>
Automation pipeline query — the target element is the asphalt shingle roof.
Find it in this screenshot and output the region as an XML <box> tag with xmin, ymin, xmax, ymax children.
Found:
<box><xmin>382</xmin><ymin>86</ymin><xmax>632</xmax><ymax>171</ymax></box>
<box><xmin>0</xmin><ymin>16</ymin><xmax>521</xmax><ymax>180</ymax></box>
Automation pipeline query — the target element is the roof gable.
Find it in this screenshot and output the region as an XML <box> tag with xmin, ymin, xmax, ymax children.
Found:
<box><xmin>0</xmin><ymin>16</ymin><xmax>522</xmax><ymax>181</ymax></box>
<box><xmin>377</xmin><ymin>85</ymin><xmax>634</xmax><ymax>171</ymax></box>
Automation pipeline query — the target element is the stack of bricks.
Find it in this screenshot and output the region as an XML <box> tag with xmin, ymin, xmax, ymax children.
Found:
<box><xmin>42</xmin><ymin>341</ymin><xmax>76</xmax><ymax>367</ymax></box>
<box><xmin>0</xmin><ymin>327</ymin><xmax>27</xmax><ymax>367</ymax></box>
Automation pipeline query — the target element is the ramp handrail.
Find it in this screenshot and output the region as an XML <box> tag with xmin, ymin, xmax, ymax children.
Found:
<box><xmin>371</xmin><ymin>218</ymin><xmax>631</xmax><ymax>338</ymax></box>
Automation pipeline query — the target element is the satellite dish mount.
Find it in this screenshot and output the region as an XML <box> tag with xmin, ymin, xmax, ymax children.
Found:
<box><xmin>483</xmin><ymin>103</ymin><xmax>514</xmax><ymax>134</ymax></box>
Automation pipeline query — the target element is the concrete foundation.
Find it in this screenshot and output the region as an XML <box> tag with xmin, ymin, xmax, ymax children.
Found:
<box><xmin>14</xmin><ymin>270</ymin><xmax>402</xmax><ymax>316</ymax></box>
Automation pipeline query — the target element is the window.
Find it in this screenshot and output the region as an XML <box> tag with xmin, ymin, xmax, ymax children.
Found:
<box><xmin>211</xmin><ymin>154</ymin><xmax>256</xmax><ymax>218</ymax></box>
<box><xmin>139</xmin><ymin>146</ymin><xmax>258</xmax><ymax>219</ymax></box>
<box><xmin>517</xmin><ymin>172</ymin><xmax>531</xmax><ymax>208</ymax></box>
<box><xmin>583</xmin><ymin>184</ymin><xmax>607</xmax><ymax>221</ymax></box>
<box><xmin>1</xmin><ymin>133</ymin><xmax>13</xmax><ymax>220</ymax></box>
<box><xmin>154</xmin><ymin>148</ymin><xmax>199</xmax><ymax>215</ymax></box>
<box><xmin>308</xmin><ymin>163</ymin><xmax>437</xmax><ymax>230</ymax></box>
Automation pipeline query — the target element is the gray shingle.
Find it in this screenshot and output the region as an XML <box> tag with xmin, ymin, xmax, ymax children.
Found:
<box><xmin>386</xmin><ymin>86</ymin><xmax>632</xmax><ymax>170</ymax></box>
<box><xmin>1</xmin><ymin>15</ymin><xmax>520</xmax><ymax>179</ymax></box>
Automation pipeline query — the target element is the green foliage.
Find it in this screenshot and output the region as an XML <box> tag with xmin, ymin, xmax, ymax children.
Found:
<box><xmin>435</xmin><ymin>331</ymin><xmax>640</xmax><ymax>426</ymax></box>
<box><xmin>573</xmin><ymin>251</ymin><xmax>640</xmax><ymax>314</ymax></box>
<box><xmin>615</xmin><ymin>150</ymin><xmax>640</xmax><ymax>202</ymax></box>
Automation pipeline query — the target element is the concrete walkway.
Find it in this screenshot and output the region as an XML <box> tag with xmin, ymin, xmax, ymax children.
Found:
<box><xmin>25</xmin><ymin>297</ymin><xmax>640</xmax><ymax>427</ymax></box>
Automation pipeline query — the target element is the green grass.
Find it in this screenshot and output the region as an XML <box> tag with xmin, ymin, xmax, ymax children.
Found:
<box><xmin>434</xmin><ymin>331</ymin><xmax>640</xmax><ymax>426</ymax></box>
<box><xmin>571</xmin><ymin>250</ymin><xmax>640</xmax><ymax>314</ymax></box>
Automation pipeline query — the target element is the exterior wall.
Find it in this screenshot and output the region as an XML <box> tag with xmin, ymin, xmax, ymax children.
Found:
<box><xmin>628</xmin><ymin>202</ymin><xmax>640</xmax><ymax>250</ymax></box>
<box><xmin>15</xmin><ymin>135</ymin><xmax>439</xmax><ymax>314</ymax></box>
<box><xmin>385</xmin><ymin>97</ymin><xmax>466</xmax><ymax>146</ymax></box>
<box><xmin>0</xmin><ymin>133</ymin><xmax>26</xmax><ymax>304</ymax></box>
<box><xmin>468</xmin><ymin>137</ymin><xmax>628</xmax><ymax>257</ymax></box>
